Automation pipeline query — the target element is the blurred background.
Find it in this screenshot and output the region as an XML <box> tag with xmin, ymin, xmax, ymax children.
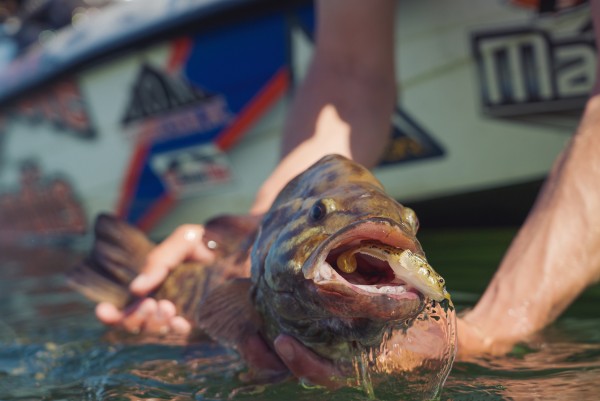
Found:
<box><xmin>0</xmin><ymin>2</ymin><xmax>598</xmax><ymax>400</ymax></box>
<box><xmin>0</xmin><ymin>0</ymin><xmax>593</xmax><ymax>243</ymax></box>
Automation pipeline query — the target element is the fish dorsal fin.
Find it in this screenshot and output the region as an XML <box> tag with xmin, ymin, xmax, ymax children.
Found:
<box><xmin>196</xmin><ymin>278</ymin><xmax>261</xmax><ymax>348</ymax></box>
<box><xmin>203</xmin><ymin>214</ymin><xmax>260</xmax><ymax>258</ymax></box>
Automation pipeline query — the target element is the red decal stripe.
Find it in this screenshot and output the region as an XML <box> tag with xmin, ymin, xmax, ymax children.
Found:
<box><xmin>116</xmin><ymin>39</ymin><xmax>192</xmax><ymax>222</ymax></box>
<box><xmin>136</xmin><ymin>193</ymin><xmax>175</xmax><ymax>232</ymax></box>
<box><xmin>133</xmin><ymin>67</ymin><xmax>290</xmax><ymax>232</ymax></box>
<box><xmin>167</xmin><ymin>38</ymin><xmax>193</xmax><ymax>73</ymax></box>
<box><xmin>115</xmin><ymin>144</ymin><xmax>149</xmax><ymax>219</ymax></box>
<box><xmin>216</xmin><ymin>66</ymin><xmax>289</xmax><ymax>150</ymax></box>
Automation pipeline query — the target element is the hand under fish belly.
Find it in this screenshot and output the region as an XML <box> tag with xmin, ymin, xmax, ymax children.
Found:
<box><xmin>68</xmin><ymin>154</ymin><xmax>456</xmax><ymax>399</ymax></box>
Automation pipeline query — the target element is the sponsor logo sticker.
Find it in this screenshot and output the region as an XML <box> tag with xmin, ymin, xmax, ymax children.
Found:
<box><xmin>149</xmin><ymin>144</ymin><xmax>232</xmax><ymax>198</ymax></box>
<box><xmin>121</xmin><ymin>64</ymin><xmax>232</xmax><ymax>143</ymax></box>
<box><xmin>471</xmin><ymin>11</ymin><xmax>595</xmax><ymax>117</ymax></box>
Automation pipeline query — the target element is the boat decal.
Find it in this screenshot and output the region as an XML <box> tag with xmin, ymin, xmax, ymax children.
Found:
<box><xmin>149</xmin><ymin>144</ymin><xmax>232</xmax><ymax>198</ymax></box>
<box><xmin>118</xmin><ymin>14</ymin><xmax>291</xmax><ymax>229</ymax></box>
<box><xmin>379</xmin><ymin>108</ymin><xmax>445</xmax><ymax>166</ymax></box>
<box><xmin>471</xmin><ymin>10</ymin><xmax>595</xmax><ymax>118</ymax></box>
<box><xmin>8</xmin><ymin>79</ymin><xmax>95</xmax><ymax>139</ymax></box>
<box><xmin>121</xmin><ymin>63</ymin><xmax>233</xmax><ymax>142</ymax></box>
<box><xmin>0</xmin><ymin>161</ymin><xmax>87</xmax><ymax>242</ymax></box>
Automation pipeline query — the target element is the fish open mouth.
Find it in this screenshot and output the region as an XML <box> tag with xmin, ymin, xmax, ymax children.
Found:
<box><xmin>303</xmin><ymin>218</ymin><xmax>426</xmax><ymax>302</ymax></box>
<box><xmin>326</xmin><ymin>248</ymin><xmax>401</xmax><ymax>287</ymax></box>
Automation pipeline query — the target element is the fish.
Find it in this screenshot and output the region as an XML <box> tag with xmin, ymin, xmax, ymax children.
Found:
<box><xmin>68</xmin><ymin>154</ymin><xmax>456</xmax><ymax>396</ymax></box>
<box><xmin>67</xmin><ymin>213</ymin><xmax>258</xmax><ymax>323</ymax></box>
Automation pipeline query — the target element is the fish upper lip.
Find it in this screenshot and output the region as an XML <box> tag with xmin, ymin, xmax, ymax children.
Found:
<box><xmin>302</xmin><ymin>217</ymin><xmax>422</xmax><ymax>299</ymax></box>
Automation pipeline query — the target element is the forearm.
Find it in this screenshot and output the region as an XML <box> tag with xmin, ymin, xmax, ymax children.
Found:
<box><xmin>461</xmin><ymin>96</ymin><xmax>600</xmax><ymax>353</ymax></box>
<box><xmin>250</xmin><ymin>0</ymin><xmax>397</xmax><ymax>214</ymax></box>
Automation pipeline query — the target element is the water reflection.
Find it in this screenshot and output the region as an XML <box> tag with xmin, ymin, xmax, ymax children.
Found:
<box><xmin>448</xmin><ymin>334</ymin><xmax>600</xmax><ymax>401</ymax></box>
<box><xmin>0</xmin><ymin>243</ymin><xmax>599</xmax><ymax>401</ymax></box>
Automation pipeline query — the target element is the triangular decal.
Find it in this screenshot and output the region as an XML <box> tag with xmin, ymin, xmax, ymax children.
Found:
<box><xmin>378</xmin><ymin>107</ymin><xmax>445</xmax><ymax>166</ymax></box>
<box><xmin>121</xmin><ymin>64</ymin><xmax>216</xmax><ymax>125</ymax></box>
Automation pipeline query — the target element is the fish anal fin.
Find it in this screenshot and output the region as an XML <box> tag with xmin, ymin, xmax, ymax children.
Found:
<box><xmin>196</xmin><ymin>278</ymin><xmax>260</xmax><ymax>348</ymax></box>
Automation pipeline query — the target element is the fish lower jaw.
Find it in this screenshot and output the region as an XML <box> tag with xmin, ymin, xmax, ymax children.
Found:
<box><xmin>351</xmin><ymin>282</ymin><xmax>420</xmax><ymax>300</ymax></box>
<box><xmin>311</xmin><ymin>262</ymin><xmax>419</xmax><ymax>300</ymax></box>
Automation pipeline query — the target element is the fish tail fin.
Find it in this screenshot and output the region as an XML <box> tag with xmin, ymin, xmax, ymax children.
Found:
<box><xmin>67</xmin><ymin>214</ymin><xmax>155</xmax><ymax>309</ymax></box>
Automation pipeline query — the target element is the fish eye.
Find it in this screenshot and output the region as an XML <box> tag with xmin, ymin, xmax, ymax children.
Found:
<box><xmin>309</xmin><ymin>200</ymin><xmax>327</xmax><ymax>222</ymax></box>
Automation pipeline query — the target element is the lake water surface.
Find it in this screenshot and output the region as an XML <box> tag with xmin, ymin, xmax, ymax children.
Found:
<box><xmin>1</xmin><ymin>228</ymin><xmax>599</xmax><ymax>400</ymax></box>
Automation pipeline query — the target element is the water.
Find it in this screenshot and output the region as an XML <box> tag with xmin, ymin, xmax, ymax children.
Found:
<box><xmin>0</xmin><ymin>228</ymin><xmax>599</xmax><ymax>400</ymax></box>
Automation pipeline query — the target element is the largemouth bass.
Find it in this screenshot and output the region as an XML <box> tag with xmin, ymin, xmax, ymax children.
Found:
<box><xmin>68</xmin><ymin>154</ymin><xmax>456</xmax><ymax>398</ymax></box>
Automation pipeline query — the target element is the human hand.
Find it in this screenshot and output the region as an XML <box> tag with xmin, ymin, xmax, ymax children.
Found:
<box><xmin>95</xmin><ymin>298</ymin><xmax>192</xmax><ymax>336</ymax></box>
<box><xmin>455</xmin><ymin>315</ymin><xmax>515</xmax><ymax>360</ymax></box>
<box><xmin>273</xmin><ymin>334</ymin><xmax>345</xmax><ymax>388</ymax></box>
<box><xmin>96</xmin><ymin>224</ymin><xmax>214</xmax><ymax>336</ymax></box>
<box><xmin>235</xmin><ymin>333</ymin><xmax>344</xmax><ymax>389</ymax></box>
<box><xmin>237</xmin><ymin>300</ymin><xmax>457</xmax><ymax>389</ymax></box>
<box><xmin>244</xmin><ymin>327</ymin><xmax>452</xmax><ymax>389</ymax></box>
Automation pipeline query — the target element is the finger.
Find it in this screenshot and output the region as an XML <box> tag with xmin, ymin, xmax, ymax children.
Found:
<box><xmin>121</xmin><ymin>298</ymin><xmax>158</xmax><ymax>334</ymax></box>
<box><xmin>238</xmin><ymin>334</ymin><xmax>287</xmax><ymax>380</ymax></box>
<box><xmin>169</xmin><ymin>316</ymin><xmax>192</xmax><ymax>335</ymax></box>
<box><xmin>274</xmin><ymin>334</ymin><xmax>343</xmax><ymax>389</ymax></box>
<box><xmin>142</xmin><ymin>299</ymin><xmax>176</xmax><ymax>335</ymax></box>
<box><xmin>130</xmin><ymin>224</ymin><xmax>214</xmax><ymax>296</ymax></box>
<box><xmin>95</xmin><ymin>302</ymin><xmax>125</xmax><ymax>325</ymax></box>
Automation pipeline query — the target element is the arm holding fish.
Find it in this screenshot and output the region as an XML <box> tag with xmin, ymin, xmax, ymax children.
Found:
<box><xmin>250</xmin><ymin>0</ymin><xmax>396</xmax><ymax>213</ymax></box>
<box><xmin>457</xmin><ymin>1</ymin><xmax>600</xmax><ymax>356</ymax></box>
<box><xmin>255</xmin><ymin>102</ymin><xmax>600</xmax><ymax>384</ymax></box>
<box><xmin>272</xmin><ymin>64</ymin><xmax>600</xmax><ymax>386</ymax></box>
<box><xmin>95</xmin><ymin>0</ymin><xmax>397</xmax><ymax>336</ymax></box>
<box><xmin>233</xmin><ymin>0</ymin><xmax>399</xmax><ymax>383</ymax></box>
<box><xmin>457</xmin><ymin>90</ymin><xmax>600</xmax><ymax>357</ymax></box>
<box><xmin>91</xmin><ymin>0</ymin><xmax>450</xmax><ymax>386</ymax></box>
<box><xmin>93</xmin><ymin>0</ymin><xmax>600</xmax><ymax>386</ymax></box>
<box><xmin>241</xmin><ymin>2</ymin><xmax>600</xmax><ymax>382</ymax></box>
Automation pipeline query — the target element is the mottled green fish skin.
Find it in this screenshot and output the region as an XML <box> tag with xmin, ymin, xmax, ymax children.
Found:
<box><xmin>70</xmin><ymin>154</ymin><xmax>452</xmax><ymax>367</ymax></box>
<box><xmin>249</xmin><ymin>154</ymin><xmax>446</xmax><ymax>360</ymax></box>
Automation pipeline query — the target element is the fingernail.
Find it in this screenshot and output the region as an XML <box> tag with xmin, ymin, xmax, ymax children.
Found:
<box><xmin>130</xmin><ymin>275</ymin><xmax>147</xmax><ymax>292</ymax></box>
<box><xmin>137</xmin><ymin>300</ymin><xmax>151</xmax><ymax>317</ymax></box>
<box><xmin>276</xmin><ymin>339</ymin><xmax>295</xmax><ymax>362</ymax></box>
<box><xmin>171</xmin><ymin>317</ymin><xmax>192</xmax><ymax>335</ymax></box>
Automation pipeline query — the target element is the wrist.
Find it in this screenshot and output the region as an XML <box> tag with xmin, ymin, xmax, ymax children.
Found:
<box><xmin>250</xmin><ymin>175</ymin><xmax>285</xmax><ymax>215</ymax></box>
<box><xmin>457</xmin><ymin>311</ymin><xmax>522</xmax><ymax>358</ymax></box>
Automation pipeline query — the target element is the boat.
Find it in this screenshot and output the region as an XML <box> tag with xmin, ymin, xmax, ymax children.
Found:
<box><xmin>0</xmin><ymin>0</ymin><xmax>593</xmax><ymax>241</ymax></box>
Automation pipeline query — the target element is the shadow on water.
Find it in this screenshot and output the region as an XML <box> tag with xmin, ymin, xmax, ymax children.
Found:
<box><xmin>0</xmin><ymin>228</ymin><xmax>599</xmax><ymax>400</ymax></box>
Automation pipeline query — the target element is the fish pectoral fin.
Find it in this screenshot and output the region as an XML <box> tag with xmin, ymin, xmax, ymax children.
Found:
<box><xmin>196</xmin><ymin>278</ymin><xmax>260</xmax><ymax>348</ymax></box>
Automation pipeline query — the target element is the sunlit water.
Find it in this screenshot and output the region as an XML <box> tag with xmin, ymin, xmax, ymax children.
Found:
<box><xmin>1</xmin><ymin>228</ymin><xmax>599</xmax><ymax>400</ymax></box>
